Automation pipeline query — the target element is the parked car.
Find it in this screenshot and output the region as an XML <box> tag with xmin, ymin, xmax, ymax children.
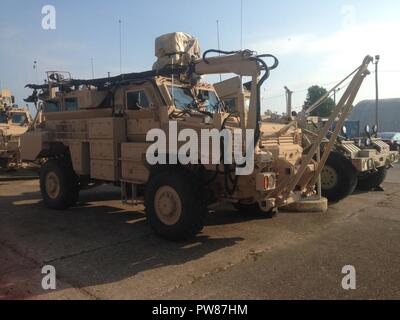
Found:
<box><xmin>378</xmin><ymin>132</ymin><xmax>400</xmax><ymax>151</ymax></box>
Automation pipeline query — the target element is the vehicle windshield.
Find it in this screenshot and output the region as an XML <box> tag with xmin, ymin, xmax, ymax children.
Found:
<box><xmin>378</xmin><ymin>133</ymin><xmax>396</xmax><ymax>140</ymax></box>
<box><xmin>198</xmin><ymin>90</ymin><xmax>220</xmax><ymax>113</ymax></box>
<box><xmin>167</xmin><ymin>85</ymin><xmax>196</xmax><ymax>110</ymax></box>
<box><xmin>11</xmin><ymin>113</ymin><xmax>27</xmax><ymax>125</ymax></box>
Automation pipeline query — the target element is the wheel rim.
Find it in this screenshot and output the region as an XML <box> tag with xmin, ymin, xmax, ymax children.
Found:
<box><xmin>321</xmin><ymin>165</ymin><xmax>339</xmax><ymax>190</ymax></box>
<box><xmin>45</xmin><ymin>171</ymin><xmax>60</xmax><ymax>199</ymax></box>
<box><xmin>154</xmin><ymin>186</ymin><xmax>182</xmax><ymax>226</ymax></box>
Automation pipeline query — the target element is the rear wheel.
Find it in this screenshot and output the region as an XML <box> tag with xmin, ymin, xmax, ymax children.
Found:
<box><xmin>40</xmin><ymin>158</ymin><xmax>79</xmax><ymax>209</ymax></box>
<box><xmin>357</xmin><ymin>166</ymin><xmax>387</xmax><ymax>191</ymax></box>
<box><xmin>144</xmin><ymin>168</ymin><xmax>206</xmax><ymax>241</ymax></box>
<box><xmin>321</xmin><ymin>152</ymin><xmax>358</xmax><ymax>202</ymax></box>
<box><xmin>233</xmin><ymin>202</ymin><xmax>278</xmax><ymax>219</ymax></box>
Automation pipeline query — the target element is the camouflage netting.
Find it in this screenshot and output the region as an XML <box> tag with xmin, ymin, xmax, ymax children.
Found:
<box><xmin>152</xmin><ymin>32</ymin><xmax>201</xmax><ymax>71</ymax></box>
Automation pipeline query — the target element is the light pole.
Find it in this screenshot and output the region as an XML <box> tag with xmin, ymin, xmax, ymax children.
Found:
<box><xmin>374</xmin><ymin>55</ymin><xmax>380</xmax><ymax>130</ymax></box>
<box><xmin>333</xmin><ymin>87</ymin><xmax>341</xmax><ymax>104</ymax></box>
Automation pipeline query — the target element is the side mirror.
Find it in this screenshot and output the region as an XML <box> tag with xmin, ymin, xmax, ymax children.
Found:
<box><xmin>291</xmin><ymin>111</ymin><xmax>298</xmax><ymax>117</ymax></box>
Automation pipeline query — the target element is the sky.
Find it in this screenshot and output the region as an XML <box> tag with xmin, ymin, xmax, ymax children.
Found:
<box><xmin>1</xmin><ymin>0</ymin><xmax>400</xmax><ymax>115</ymax></box>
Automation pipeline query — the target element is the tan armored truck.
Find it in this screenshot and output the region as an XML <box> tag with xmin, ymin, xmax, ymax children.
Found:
<box><xmin>0</xmin><ymin>89</ymin><xmax>33</xmax><ymax>168</ymax></box>
<box><xmin>215</xmin><ymin>61</ymin><xmax>386</xmax><ymax>203</ymax></box>
<box><xmin>298</xmin><ymin>75</ymin><xmax>399</xmax><ymax>202</ymax></box>
<box><xmin>20</xmin><ymin>33</ymin><xmax>373</xmax><ymax>240</ymax></box>
<box><xmin>303</xmin><ymin>118</ymin><xmax>398</xmax><ymax>201</ymax></box>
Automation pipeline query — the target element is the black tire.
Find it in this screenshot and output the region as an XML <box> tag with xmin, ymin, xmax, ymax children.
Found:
<box><xmin>321</xmin><ymin>152</ymin><xmax>358</xmax><ymax>202</ymax></box>
<box><xmin>40</xmin><ymin>158</ymin><xmax>79</xmax><ymax>210</ymax></box>
<box><xmin>144</xmin><ymin>168</ymin><xmax>207</xmax><ymax>241</ymax></box>
<box><xmin>233</xmin><ymin>202</ymin><xmax>278</xmax><ymax>219</ymax></box>
<box><xmin>357</xmin><ymin>166</ymin><xmax>387</xmax><ymax>191</ymax></box>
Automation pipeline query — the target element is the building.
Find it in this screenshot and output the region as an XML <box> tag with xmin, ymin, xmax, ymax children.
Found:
<box><xmin>348</xmin><ymin>98</ymin><xmax>400</xmax><ymax>133</ymax></box>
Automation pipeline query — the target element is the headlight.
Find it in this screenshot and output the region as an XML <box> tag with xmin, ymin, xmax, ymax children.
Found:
<box><xmin>268</xmin><ymin>175</ymin><xmax>275</xmax><ymax>189</ymax></box>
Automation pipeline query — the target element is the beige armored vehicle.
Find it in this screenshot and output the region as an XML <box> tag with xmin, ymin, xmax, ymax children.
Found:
<box><xmin>303</xmin><ymin>117</ymin><xmax>398</xmax><ymax>202</ymax></box>
<box><xmin>20</xmin><ymin>33</ymin><xmax>373</xmax><ymax>240</ymax></box>
<box><xmin>215</xmin><ymin>62</ymin><xmax>390</xmax><ymax>203</ymax></box>
<box><xmin>0</xmin><ymin>89</ymin><xmax>33</xmax><ymax>168</ymax></box>
<box><xmin>299</xmin><ymin>75</ymin><xmax>399</xmax><ymax>202</ymax></box>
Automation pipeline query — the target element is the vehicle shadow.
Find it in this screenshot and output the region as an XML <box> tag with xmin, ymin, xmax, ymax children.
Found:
<box><xmin>0</xmin><ymin>185</ymin><xmax>244</xmax><ymax>299</ymax></box>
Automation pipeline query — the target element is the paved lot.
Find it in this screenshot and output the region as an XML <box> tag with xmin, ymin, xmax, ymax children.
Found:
<box><xmin>1</xmin><ymin>165</ymin><xmax>400</xmax><ymax>300</ymax></box>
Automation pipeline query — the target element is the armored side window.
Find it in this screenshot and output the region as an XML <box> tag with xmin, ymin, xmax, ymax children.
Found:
<box><xmin>44</xmin><ymin>101</ymin><xmax>59</xmax><ymax>113</ymax></box>
<box><xmin>0</xmin><ymin>112</ymin><xmax>7</xmax><ymax>123</ymax></box>
<box><xmin>126</xmin><ymin>90</ymin><xmax>150</xmax><ymax>110</ymax></box>
<box><xmin>65</xmin><ymin>98</ymin><xmax>78</xmax><ymax>111</ymax></box>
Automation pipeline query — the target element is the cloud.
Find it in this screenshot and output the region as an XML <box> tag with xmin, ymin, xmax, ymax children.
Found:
<box><xmin>251</xmin><ymin>20</ymin><xmax>400</xmax><ymax>112</ymax></box>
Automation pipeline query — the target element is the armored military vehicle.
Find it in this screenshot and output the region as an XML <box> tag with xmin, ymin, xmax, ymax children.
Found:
<box><xmin>20</xmin><ymin>33</ymin><xmax>372</xmax><ymax>240</ymax></box>
<box><xmin>215</xmin><ymin>61</ymin><xmax>391</xmax><ymax>203</ymax></box>
<box><xmin>300</xmin><ymin>78</ymin><xmax>398</xmax><ymax>202</ymax></box>
<box><xmin>0</xmin><ymin>89</ymin><xmax>33</xmax><ymax>168</ymax></box>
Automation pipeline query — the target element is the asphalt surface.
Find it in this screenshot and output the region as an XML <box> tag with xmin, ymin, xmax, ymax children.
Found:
<box><xmin>0</xmin><ymin>165</ymin><xmax>399</xmax><ymax>300</ymax></box>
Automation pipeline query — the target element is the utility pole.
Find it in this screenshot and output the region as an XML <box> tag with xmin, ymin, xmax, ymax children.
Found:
<box><xmin>375</xmin><ymin>55</ymin><xmax>380</xmax><ymax>130</ymax></box>
<box><xmin>284</xmin><ymin>86</ymin><xmax>293</xmax><ymax>116</ymax></box>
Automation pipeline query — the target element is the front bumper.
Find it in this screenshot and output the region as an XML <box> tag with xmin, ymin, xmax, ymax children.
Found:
<box><xmin>352</xmin><ymin>151</ymin><xmax>398</xmax><ymax>172</ymax></box>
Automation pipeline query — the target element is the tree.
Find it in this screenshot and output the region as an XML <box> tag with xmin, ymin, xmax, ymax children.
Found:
<box><xmin>303</xmin><ymin>85</ymin><xmax>336</xmax><ymax>117</ymax></box>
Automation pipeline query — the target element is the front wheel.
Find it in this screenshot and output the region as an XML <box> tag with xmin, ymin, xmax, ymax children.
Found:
<box><xmin>321</xmin><ymin>152</ymin><xmax>358</xmax><ymax>202</ymax></box>
<box><xmin>357</xmin><ymin>166</ymin><xmax>387</xmax><ymax>191</ymax></box>
<box><xmin>144</xmin><ymin>168</ymin><xmax>207</xmax><ymax>241</ymax></box>
<box><xmin>40</xmin><ymin>159</ymin><xmax>79</xmax><ymax>210</ymax></box>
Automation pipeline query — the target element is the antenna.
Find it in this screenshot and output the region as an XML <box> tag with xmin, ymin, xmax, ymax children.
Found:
<box><xmin>240</xmin><ymin>0</ymin><xmax>243</xmax><ymax>50</ymax></box>
<box><xmin>33</xmin><ymin>60</ymin><xmax>38</xmax><ymax>83</ymax></box>
<box><xmin>91</xmin><ymin>57</ymin><xmax>94</xmax><ymax>78</ymax></box>
<box><xmin>119</xmin><ymin>19</ymin><xmax>122</xmax><ymax>74</ymax></box>
<box><xmin>216</xmin><ymin>20</ymin><xmax>222</xmax><ymax>82</ymax></box>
